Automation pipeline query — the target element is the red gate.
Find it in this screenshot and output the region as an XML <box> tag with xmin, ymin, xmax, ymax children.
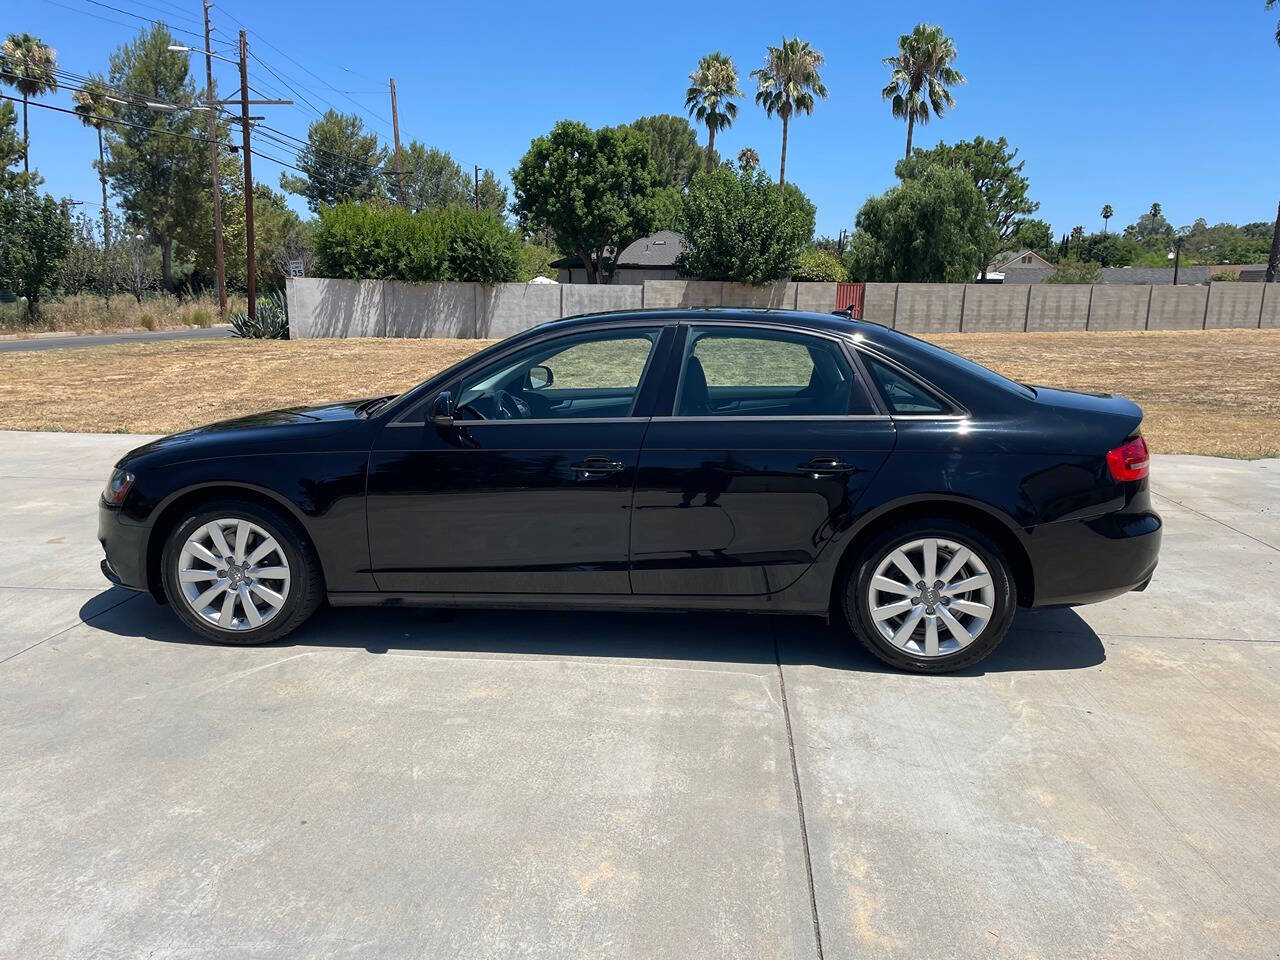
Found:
<box><xmin>835</xmin><ymin>282</ymin><xmax>864</xmax><ymax>318</ymax></box>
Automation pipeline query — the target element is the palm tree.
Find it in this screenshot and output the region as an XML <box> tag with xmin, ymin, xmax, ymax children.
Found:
<box><xmin>1149</xmin><ymin>202</ymin><xmax>1162</xmax><ymax>220</ymax></box>
<box><xmin>1</xmin><ymin>33</ymin><xmax>58</xmax><ymax>174</ymax></box>
<box><xmin>737</xmin><ymin>147</ymin><xmax>759</xmax><ymax>172</ymax></box>
<box><xmin>751</xmin><ymin>37</ymin><xmax>828</xmax><ymax>193</ymax></box>
<box><xmin>881</xmin><ymin>23</ymin><xmax>965</xmax><ymax>160</ymax></box>
<box><xmin>685</xmin><ymin>52</ymin><xmax>742</xmax><ymax>173</ymax></box>
<box><xmin>1270</xmin><ymin>0</ymin><xmax>1280</xmax><ymax>45</ymax></box>
<box><xmin>72</xmin><ymin>76</ymin><xmax>114</xmax><ymax>304</ymax></box>
<box><xmin>1101</xmin><ymin>204</ymin><xmax>1113</xmax><ymax>234</ymax></box>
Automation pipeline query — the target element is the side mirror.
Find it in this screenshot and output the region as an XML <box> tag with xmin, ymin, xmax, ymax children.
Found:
<box><xmin>430</xmin><ymin>390</ymin><xmax>455</xmax><ymax>426</ymax></box>
<box><xmin>528</xmin><ymin>364</ymin><xmax>554</xmax><ymax>390</ymax></box>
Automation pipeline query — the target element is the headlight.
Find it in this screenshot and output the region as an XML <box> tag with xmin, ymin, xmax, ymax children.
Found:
<box><xmin>103</xmin><ymin>468</ymin><xmax>135</xmax><ymax>506</ymax></box>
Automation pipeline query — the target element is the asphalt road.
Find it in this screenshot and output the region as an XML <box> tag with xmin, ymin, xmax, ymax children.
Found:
<box><xmin>0</xmin><ymin>431</ymin><xmax>1277</xmax><ymax>959</ymax></box>
<box><xmin>0</xmin><ymin>325</ymin><xmax>232</xmax><ymax>353</ymax></box>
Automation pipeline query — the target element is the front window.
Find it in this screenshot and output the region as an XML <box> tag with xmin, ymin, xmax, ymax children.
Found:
<box><xmin>673</xmin><ymin>326</ymin><xmax>876</xmax><ymax>417</ymax></box>
<box><xmin>454</xmin><ymin>327</ymin><xmax>662</xmax><ymax>421</ymax></box>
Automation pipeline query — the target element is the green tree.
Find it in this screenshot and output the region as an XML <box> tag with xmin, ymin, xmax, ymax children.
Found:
<box><xmin>1077</xmin><ymin>231</ymin><xmax>1131</xmax><ymax>267</ymax></box>
<box><xmin>898</xmin><ymin>136</ymin><xmax>1037</xmax><ymax>278</ymax></box>
<box><xmin>1011</xmin><ymin>218</ymin><xmax>1054</xmax><ymax>258</ymax></box>
<box><xmin>1101</xmin><ymin>203</ymin><xmax>1113</xmax><ymax>234</ymax></box>
<box><xmin>881</xmin><ymin>23</ymin><xmax>965</xmax><ymax>160</ymax></box>
<box><xmin>1125</xmin><ymin>203</ymin><xmax>1173</xmax><ymax>248</ymax></box>
<box><xmin>751</xmin><ymin>37</ymin><xmax>828</xmax><ymax>193</ymax></box>
<box><xmin>0</xmin><ymin>101</ymin><xmax>29</xmax><ymax>194</ymax></box>
<box><xmin>71</xmin><ymin>75</ymin><xmax>115</xmax><ymax>302</ymax></box>
<box><xmin>648</xmin><ymin>185</ymin><xmax>684</xmax><ymax>232</ymax></box>
<box><xmin>737</xmin><ymin>146</ymin><xmax>759</xmax><ymax>172</ymax></box>
<box><xmin>468</xmin><ymin>167</ymin><xmax>508</xmax><ymax>217</ymax></box>
<box><xmin>101</xmin><ymin>26</ymin><xmax>211</xmax><ymax>291</ymax></box>
<box><xmin>1</xmin><ymin>33</ymin><xmax>58</xmax><ymax>174</ymax></box>
<box><xmin>630</xmin><ymin>114</ymin><xmax>705</xmax><ymax>190</ymax></box>
<box><xmin>685</xmin><ymin>52</ymin><xmax>742</xmax><ymax>174</ymax></box>
<box><xmin>511</xmin><ymin>120</ymin><xmax>656</xmax><ymax>284</ymax></box>
<box><xmin>792</xmin><ymin>246</ymin><xmax>847</xmax><ymax>281</ymax></box>
<box><xmin>678</xmin><ymin>166</ymin><xmax>815</xmax><ymax>285</ymax></box>
<box><xmin>399</xmin><ymin>141</ymin><xmax>468</xmax><ymax>212</ymax></box>
<box><xmin>845</xmin><ymin>164</ymin><xmax>994</xmax><ymax>283</ymax></box>
<box><xmin>0</xmin><ymin>188</ymin><xmax>73</xmax><ymax>317</ymax></box>
<box><xmin>1044</xmin><ymin>257</ymin><xmax>1102</xmax><ymax>284</ymax></box>
<box><xmin>280</xmin><ymin>109</ymin><xmax>387</xmax><ymax>212</ymax></box>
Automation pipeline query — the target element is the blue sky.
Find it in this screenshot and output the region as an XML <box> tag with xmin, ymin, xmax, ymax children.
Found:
<box><xmin>12</xmin><ymin>0</ymin><xmax>1280</xmax><ymax>239</ymax></box>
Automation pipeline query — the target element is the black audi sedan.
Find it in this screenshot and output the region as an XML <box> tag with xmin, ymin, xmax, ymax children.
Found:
<box><xmin>98</xmin><ymin>308</ymin><xmax>1160</xmax><ymax>672</ymax></box>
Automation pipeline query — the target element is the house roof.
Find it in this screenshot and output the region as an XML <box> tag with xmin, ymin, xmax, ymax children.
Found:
<box><xmin>989</xmin><ymin>249</ymin><xmax>1053</xmax><ymax>271</ymax></box>
<box><xmin>1000</xmin><ymin>265</ymin><xmax>1214</xmax><ymax>285</ymax></box>
<box><xmin>551</xmin><ymin>230</ymin><xmax>686</xmax><ymax>269</ymax></box>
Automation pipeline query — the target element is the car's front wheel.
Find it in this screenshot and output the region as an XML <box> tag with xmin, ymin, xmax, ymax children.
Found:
<box><xmin>842</xmin><ymin>519</ymin><xmax>1016</xmax><ymax>673</ymax></box>
<box><xmin>160</xmin><ymin>498</ymin><xmax>324</xmax><ymax>645</ymax></box>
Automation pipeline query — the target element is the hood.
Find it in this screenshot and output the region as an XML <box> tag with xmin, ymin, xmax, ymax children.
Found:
<box><xmin>119</xmin><ymin>398</ymin><xmax>382</xmax><ymax>467</ymax></box>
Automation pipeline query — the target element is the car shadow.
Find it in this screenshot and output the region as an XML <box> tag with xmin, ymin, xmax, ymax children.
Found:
<box><xmin>81</xmin><ymin>592</ymin><xmax>1106</xmax><ymax>676</ymax></box>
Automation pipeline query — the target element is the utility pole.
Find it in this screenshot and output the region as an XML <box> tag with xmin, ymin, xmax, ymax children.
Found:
<box><xmin>238</xmin><ymin>29</ymin><xmax>256</xmax><ymax>322</ymax></box>
<box><xmin>203</xmin><ymin>1</ymin><xmax>226</xmax><ymax>318</ymax></box>
<box><xmin>389</xmin><ymin>77</ymin><xmax>405</xmax><ymax>206</ymax></box>
<box><xmin>473</xmin><ymin>164</ymin><xmax>480</xmax><ymax>211</ymax></box>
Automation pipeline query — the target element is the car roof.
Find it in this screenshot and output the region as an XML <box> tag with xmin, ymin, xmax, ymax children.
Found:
<box><xmin>527</xmin><ymin>306</ymin><xmax>883</xmax><ymax>341</ymax></box>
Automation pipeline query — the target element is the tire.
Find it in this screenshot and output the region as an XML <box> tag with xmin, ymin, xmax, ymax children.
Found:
<box><xmin>160</xmin><ymin>497</ymin><xmax>324</xmax><ymax>645</ymax></box>
<box><xmin>841</xmin><ymin>518</ymin><xmax>1016</xmax><ymax>673</ymax></box>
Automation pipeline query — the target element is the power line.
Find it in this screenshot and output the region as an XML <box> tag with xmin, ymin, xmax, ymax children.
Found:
<box><xmin>1</xmin><ymin>92</ymin><xmax>234</xmax><ymax>147</ymax></box>
<box><xmin>78</xmin><ymin>0</ymin><xmax>235</xmax><ymax>47</ymax></box>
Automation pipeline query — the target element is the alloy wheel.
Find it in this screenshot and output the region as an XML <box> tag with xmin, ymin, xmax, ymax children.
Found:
<box><xmin>176</xmin><ymin>518</ymin><xmax>291</xmax><ymax>632</ymax></box>
<box><xmin>866</xmin><ymin>537</ymin><xmax>995</xmax><ymax>658</ymax></box>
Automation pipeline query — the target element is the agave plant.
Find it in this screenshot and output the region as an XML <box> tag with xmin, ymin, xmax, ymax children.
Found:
<box><xmin>230</xmin><ymin>291</ymin><xmax>289</xmax><ymax>339</ymax></box>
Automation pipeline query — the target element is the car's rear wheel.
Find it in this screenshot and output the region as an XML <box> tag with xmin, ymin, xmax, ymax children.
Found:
<box><xmin>160</xmin><ymin>498</ymin><xmax>324</xmax><ymax>645</ymax></box>
<box><xmin>842</xmin><ymin>519</ymin><xmax>1016</xmax><ymax>673</ymax></box>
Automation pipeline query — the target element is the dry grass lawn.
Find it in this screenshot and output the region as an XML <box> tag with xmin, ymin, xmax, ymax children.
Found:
<box><xmin>0</xmin><ymin>329</ymin><xmax>1276</xmax><ymax>458</ymax></box>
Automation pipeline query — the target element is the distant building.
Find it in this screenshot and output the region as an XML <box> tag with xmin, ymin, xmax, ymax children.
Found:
<box><xmin>1000</xmin><ymin>265</ymin><xmax>1213</xmax><ymax>285</ymax></box>
<box><xmin>986</xmin><ymin>250</ymin><xmax>1055</xmax><ymax>274</ymax></box>
<box><xmin>553</xmin><ymin>230</ymin><xmax>685</xmax><ymax>284</ymax></box>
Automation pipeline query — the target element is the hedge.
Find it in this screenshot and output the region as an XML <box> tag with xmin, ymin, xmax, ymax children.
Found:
<box><xmin>313</xmin><ymin>203</ymin><xmax>522</xmax><ymax>283</ymax></box>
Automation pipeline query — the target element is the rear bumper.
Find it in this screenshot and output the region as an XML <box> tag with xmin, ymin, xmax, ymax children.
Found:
<box><xmin>98</xmin><ymin>501</ymin><xmax>151</xmax><ymax>592</ymax></box>
<box><xmin>1024</xmin><ymin>508</ymin><xmax>1162</xmax><ymax>607</ymax></box>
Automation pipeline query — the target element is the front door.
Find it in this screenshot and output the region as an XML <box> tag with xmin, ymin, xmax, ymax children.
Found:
<box><xmin>367</xmin><ymin>324</ymin><xmax>667</xmax><ymax>594</ymax></box>
<box><xmin>629</xmin><ymin>324</ymin><xmax>896</xmax><ymax>596</ymax></box>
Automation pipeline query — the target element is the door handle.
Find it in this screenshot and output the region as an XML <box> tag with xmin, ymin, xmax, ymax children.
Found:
<box><xmin>571</xmin><ymin>457</ymin><xmax>625</xmax><ymax>478</ymax></box>
<box><xmin>796</xmin><ymin>457</ymin><xmax>857</xmax><ymax>479</ymax></box>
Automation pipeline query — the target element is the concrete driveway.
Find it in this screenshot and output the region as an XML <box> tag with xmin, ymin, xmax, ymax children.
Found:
<box><xmin>0</xmin><ymin>431</ymin><xmax>1276</xmax><ymax>959</ymax></box>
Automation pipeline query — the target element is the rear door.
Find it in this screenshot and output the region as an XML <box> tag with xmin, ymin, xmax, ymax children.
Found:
<box><xmin>629</xmin><ymin>323</ymin><xmax>896</xmax><ymax>596</ymax></box>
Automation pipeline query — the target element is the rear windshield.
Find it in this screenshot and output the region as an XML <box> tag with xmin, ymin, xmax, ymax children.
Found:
<box><xmin>880</xmin><ymin>329</ymin><xmax>1036</xmax><ymax>399</ymax></box>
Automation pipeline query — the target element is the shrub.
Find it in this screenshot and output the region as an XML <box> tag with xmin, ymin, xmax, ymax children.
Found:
<box><xmin>519</xmin><ymin>243</ymin><xmax>558</xmax><ymax>281</ymax></box>
<box><xmin>187</xmin><ymin>306</ymin><xmax>214</xmax><ymax>328</ymax></box>
<box><xmin>138</xmin><ymin>312</ymin><xmax>156</xmax><ymax>331</ymax></box>
<box><xmin>313</xmin><ymin>203</ymin><xmax>521</xmax><ymax>284</ymax></box>
<box><xmin>678</xmin><ymin>168</ymin><xmax>815</xmax><ymax>285</ymax></box>
<box><xmin>1209</xmin><ymin>271</ymin><xmax>1238</xmax><ymax>282</ymax></box>
<box><xmin>230</xmin><ymin>291</ymin><xmax>289</xmax><ymax>339</ymax></box>
<box><xmin>439</xmin><ymin>208</ymin><xmax>522</xmax><ymax>283</ymax></box>
<box><xmin>1043</xmin><ymin>258</ymin><xmax>1103</xmax><ymax>284</ymax></box>
<box><xmin>792</xmin><ymin>247</ymin><xmax>847</xmax><ymax>282</ymax></box>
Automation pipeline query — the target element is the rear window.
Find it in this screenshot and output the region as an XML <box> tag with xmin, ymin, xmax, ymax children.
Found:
<box><xmin>862</xmin><ymin>355</ymin><xmax>952</xmax><ymax>415</ymax></box>
<box><xmin>884</xmin><ymin>331</ymin><xmax>1036</xmax><ymax>399</ymax></box>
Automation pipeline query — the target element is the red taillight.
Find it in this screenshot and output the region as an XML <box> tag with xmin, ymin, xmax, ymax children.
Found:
<box><xmin>1106</xmin><ymin>436</ymin><xmax>1149</xmax><ymax>482</ymax></box>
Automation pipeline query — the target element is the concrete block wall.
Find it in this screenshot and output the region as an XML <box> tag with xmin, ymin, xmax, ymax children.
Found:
<box><xmin>1262</xmin><ymin>285</ymin><xmax>1280</xmax><ymax>328</ymax></box>
<box><xmin>1205</xmin><ymin>284</ymin><xmax>1265</xmax><ymax>329</ymax></box>
<box><xmin>962</xmin><ymin>284</ymin><xmax>1030</xmax><ymax>332</ymax></box>
<box><xmin>288</xmin><ymin>277</ymin><xmax>1277</xmax><ymax>339</ymax></box>
<box><xmin>894</xmin><ymin>284</ymin><xmax>964</xmax><ymax>333</ymax></box>
<box><xmin>1087</xmin><ymin>286</ymin><xmax>1151</xmax><ymax>331</ymax></box>
<box><xmin>1028</xmin><ymin>285</ymin><xmax>1090</xmax><ymax>332</ymax></box>
<box><xmin>861</xmin><ymin>283</ymin><xmax>897</xmax><ymax>324</ymax></box>
<box><xmin>1147</xmin><ymin>286</ymin><xmax>1208</xmax><ymax>331</ymax></box>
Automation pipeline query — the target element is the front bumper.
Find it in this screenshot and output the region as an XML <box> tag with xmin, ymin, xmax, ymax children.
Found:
<box><xmin>98</xmin><ymin>500</ymin><xmax>151</xmax><ymax>593</ymax></box>
<box><xmin>1024</xmin><ymin>508</ymin><xmax>1162</xmax><ymax>607</ymax></box>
